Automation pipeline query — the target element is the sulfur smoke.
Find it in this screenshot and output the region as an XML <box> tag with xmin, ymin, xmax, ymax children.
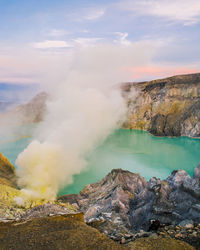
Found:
<box><xmin>15</xmin><ymin>46</ymin><xmax>127</xmax><ymax>206</ymax></box>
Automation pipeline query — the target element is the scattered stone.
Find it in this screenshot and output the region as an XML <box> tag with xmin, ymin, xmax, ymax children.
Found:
<box><xmin>179</xmin><ymin>220</ymin><xmax>194</xmax><ymax>229</ymax></box>
<box><xmin>192</xmin><ymin>231</ymin><xmax>197</xmax><ymax>237</ymax></box>
<box><xmin>149</xmin><ymin>233</ymin><xmax>158</xmax><ymax>239</ymax></box>
<box><xmin>121</xmin><ymin>237</ymin><xmax>125</xmax><ymax>244</ymax></box>
<box><xmin>175</xmin><ymin>233</ymin><xmax>183</xmax><ymax>238</ymax></box>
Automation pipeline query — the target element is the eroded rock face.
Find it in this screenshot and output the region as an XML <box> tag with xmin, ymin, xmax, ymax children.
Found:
<box><xmin>59</xmin><ymin>165</ymin><xmax>200</xmax><ymax>238</ymax></box>
<box><xmin>123</xmin><ymin>73</ymin><xmax>200</xmax><ymax>137</ymax></box>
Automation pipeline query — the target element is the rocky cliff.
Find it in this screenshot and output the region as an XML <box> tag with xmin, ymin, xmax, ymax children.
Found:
<box><xmin>122</xmin><ymin>73</ymin><xmax>200</xmax><ymax>137</ymax></box>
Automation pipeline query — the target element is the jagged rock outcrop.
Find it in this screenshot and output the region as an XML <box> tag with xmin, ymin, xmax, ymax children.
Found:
<box><xmin>122</xmin><ymin>73</ymin><xmax>200</xmax><ymax>137</ymax></box>
<box><xmin>59</xmin><ymin>164</ymin><xmax>200</xmax><ymax>239</ymax></box>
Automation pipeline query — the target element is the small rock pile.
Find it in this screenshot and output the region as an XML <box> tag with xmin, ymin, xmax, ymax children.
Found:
<box><xmin>102</xmin><ymin>220</ymin><xmax>200</xmax><ymax>249</ymax></box>
<box><xmin>157</xmin><ymin>221</ymin><xmax>200</xmax><ymax>249</ymax></box>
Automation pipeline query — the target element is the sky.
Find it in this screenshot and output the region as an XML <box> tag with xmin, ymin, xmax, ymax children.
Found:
<box><xmin>0</xmin><ymin>0</ymin><xmax>200</xmax><ymax>86</ymax></box>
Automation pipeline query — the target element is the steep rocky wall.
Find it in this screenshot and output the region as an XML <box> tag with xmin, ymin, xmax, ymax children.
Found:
<box><xmin>123</xmin><ymin>73</ymin><xmax>200</xmax><ymax>137</ymax></box>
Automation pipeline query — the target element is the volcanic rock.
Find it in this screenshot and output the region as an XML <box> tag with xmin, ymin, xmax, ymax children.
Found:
<box><xmin>178</xmin><ymin>220</ymin><xmax>194</xmax><ymax>229</ymax></box>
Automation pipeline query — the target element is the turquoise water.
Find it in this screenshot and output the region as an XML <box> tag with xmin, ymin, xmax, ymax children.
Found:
<box><xmin>0</xmin><ymin>124</ymin><xmax>35</xmax><ymax>165</ymax></box>
<box><xmin>0</xmin><ymin>129</ymin><xmax>199</xmax><ymax>195</ymax></box>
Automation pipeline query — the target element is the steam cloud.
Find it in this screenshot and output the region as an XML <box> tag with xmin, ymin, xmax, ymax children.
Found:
<box><xmin>15</xmin><ymin>46</ymin><xmax>127</xmax><ymax>206</ymax></box>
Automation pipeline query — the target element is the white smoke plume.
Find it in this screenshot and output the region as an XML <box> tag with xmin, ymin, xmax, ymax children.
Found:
<box><xmin>15</xmin><ymin>45</ymin><xmax>128</xmax><ymax>206</ymax></box>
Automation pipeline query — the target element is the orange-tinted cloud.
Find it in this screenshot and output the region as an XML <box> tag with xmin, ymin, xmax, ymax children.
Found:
<box><xmin>122</xmin><ymin>65</ymin><xmax>200</xmax><ymax>80</ymax></box>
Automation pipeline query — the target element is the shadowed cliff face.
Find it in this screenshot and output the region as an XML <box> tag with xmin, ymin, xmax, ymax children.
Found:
<box><xmin>122</xmin><ymin>73</ymin><xmax>200</xmax><ymax>137</ymax></box>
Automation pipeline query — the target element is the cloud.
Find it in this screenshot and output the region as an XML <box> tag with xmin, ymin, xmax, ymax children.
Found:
<box><xmin>31</xmin><ymin>37</ymin><xmax>103</xmax><ymax>50</ymax></box>
<box><xmin>84</xmin><ymin>9</ymin><xmax>105</xmax><ymax>20</ymax></box>
<box><xmin>118</xmin><ymin>0</ymin><xmax>200</xmax><ymax>25</ymax></box>
<box><xmin>73</xmin><ymin>37</ymin><xmax>103</xmax><ymax>47</ymax></box>
<box><xmin>1</xmin><ymin>37</ymin><xmax>199</xmax><ymax>86</ymax></box>
<box><xmin>0</xmin><ymin>77</ymin><xmax>37</xmax><ymax>85</ymax></box>
<box><xmin>122</xmin><ymin>65</ymin><xmax>200</xmax><ymax>80</ymax></box>
<box><xmin>67</xmin><ymin>8</ymin><xmax>105</xmax><ymax>22</ymax></box>
<box><xmin>32</xmin><ymin>40</ymin><xmax>73</xmax><ymax>49</ymax></box>
<box><xmin>47</xmin><ymin>29</ymin><xmax>68</xmax><ymax>37</ymax></box>
<box><xmin>114</xmin><ymin>32</ymin><xmax>131</xmax><ymax>46</ymax></box>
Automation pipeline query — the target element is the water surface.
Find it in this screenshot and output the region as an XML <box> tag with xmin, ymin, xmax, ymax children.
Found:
<box><xmin>59</xmin><ymin>129</ymin><xmax>200</xmax><ymax>195</ymax></box>
<box><xmin>0</xmin><ymin>129</ymin><xmax>199</xmax><ymax>195</ymax></box>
